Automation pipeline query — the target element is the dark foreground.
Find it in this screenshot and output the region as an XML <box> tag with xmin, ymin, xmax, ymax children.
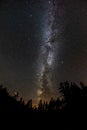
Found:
<box><xmin>0</xmin><ymin>81</ymin><xmax>87</xmax><ymax>129</ymax></box>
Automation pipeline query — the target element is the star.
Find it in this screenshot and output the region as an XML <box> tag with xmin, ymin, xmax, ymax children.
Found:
<box><xmin>28</xmin><ymin>37</ymin><xmax>30</xmax><ymax>41</ymax></box>
<box><xmin>61</xmin><ymin>60</ymin><xmax>64</xmax><ymax>65</ymax></box>
<box><xmin>19</xmin><ymin>23</ymin><xmax>22</xmax><ymax>27</ymax></box>
<box><xmin>29</xmin><ymin>14</ymin><xmax>33</xmax><ymax>18</ymax></box>
<box><xmin>48</xmin><ymin>1</ymin><xmax>51</xmax><ymax>4</ymax></box>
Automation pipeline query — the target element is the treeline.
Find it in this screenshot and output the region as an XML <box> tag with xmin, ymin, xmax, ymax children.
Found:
<box><xmin>0</xmin><ymin>81</ymin><xmax>87</xmax><ymax>112</ymax></box>
<box><xmin>0</xmin><ymin>81</ymin><xmax>87</xmax><ymax>128</ymax></box>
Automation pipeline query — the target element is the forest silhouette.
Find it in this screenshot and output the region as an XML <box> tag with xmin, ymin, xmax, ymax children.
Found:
<box><xmin>0</xmin><ymin>81</ymin><xmax>87</xmax><ymax>128</ymax></box>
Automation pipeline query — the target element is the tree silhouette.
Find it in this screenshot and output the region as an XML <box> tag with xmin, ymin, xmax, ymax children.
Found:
<box><xmin>0</xmin><ymin>81</ymin><xmax>87</xmax><ymax>128</ymax></box>
<box><xmin>26</xmin><ymin>99</ymin><xmax>32</xmax><ymax>109</ymax></box>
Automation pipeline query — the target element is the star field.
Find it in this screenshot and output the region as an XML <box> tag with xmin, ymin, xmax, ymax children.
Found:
<box><xmin>0</xmin><ymin>0</ymin><xmax>87</xmax><ymax>104</ymax></box>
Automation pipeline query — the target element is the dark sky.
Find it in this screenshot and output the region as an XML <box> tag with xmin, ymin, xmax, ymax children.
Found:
<box><xmin>0</xmin><ymin>0</ymin><xmax>87</xmax><ymax>103</ymax></box>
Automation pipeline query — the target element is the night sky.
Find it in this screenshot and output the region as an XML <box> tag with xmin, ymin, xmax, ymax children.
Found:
<box><xmin>0</xmin><ymin>0</ymin><xmax>87</xmax><ymax>103</ymax></box>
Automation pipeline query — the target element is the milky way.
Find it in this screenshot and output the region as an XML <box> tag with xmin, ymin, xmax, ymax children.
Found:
<box><xmin>0</xmin><ymin>0</ymin><xmax>86</xmax><ymax>104</ymax></box>
<box><xmin>37</xmin><ymin>0</ymin><xmax>58</xmax><ymax>101</ymax></box>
